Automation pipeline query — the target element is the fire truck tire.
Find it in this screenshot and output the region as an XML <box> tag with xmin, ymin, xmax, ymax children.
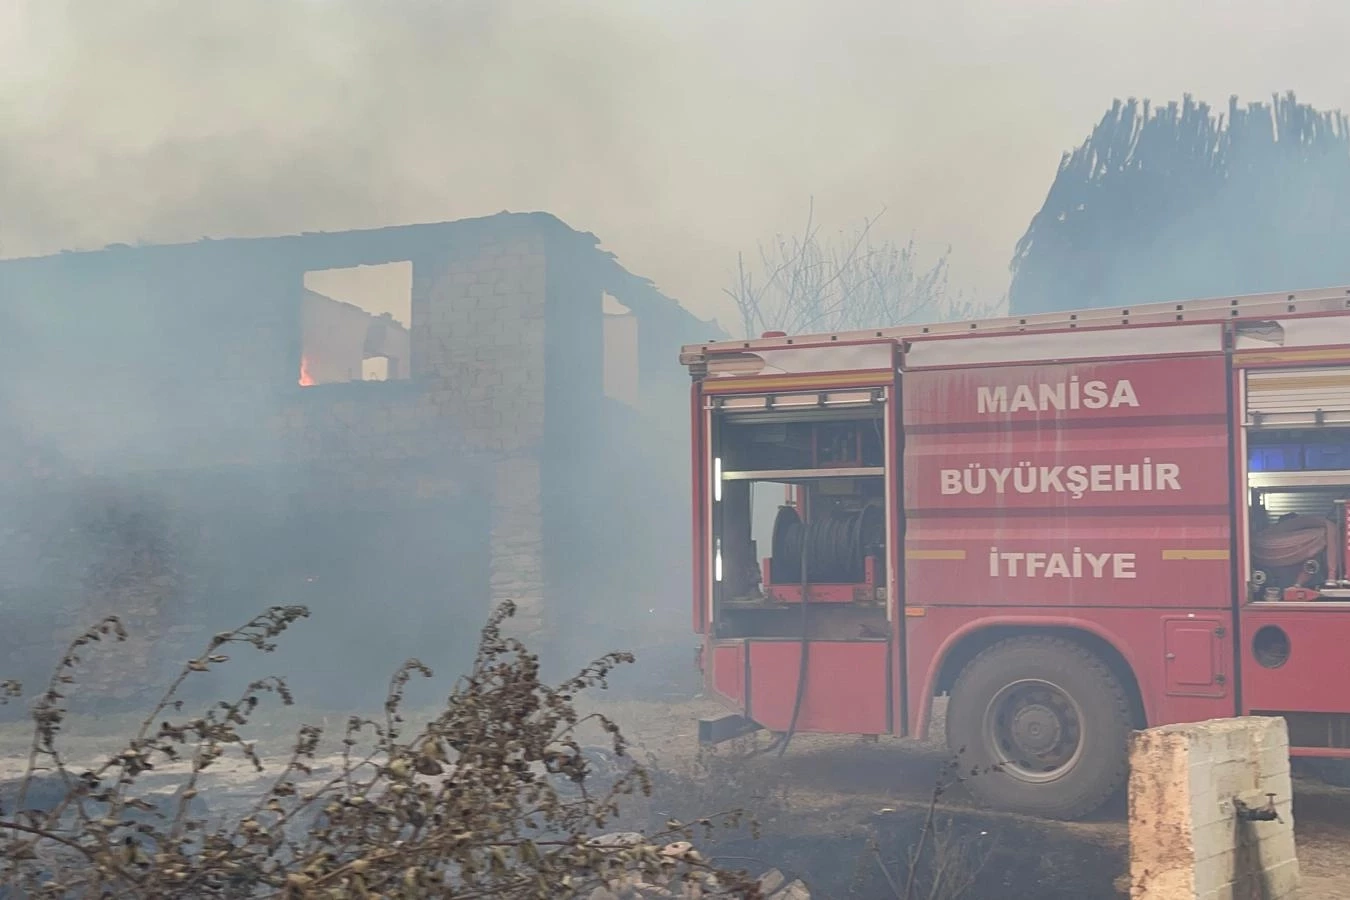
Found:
<box><xmin>946</xmin><ymin>635</ymin><xmax>1132</xmax><ymax>820</ymax></box>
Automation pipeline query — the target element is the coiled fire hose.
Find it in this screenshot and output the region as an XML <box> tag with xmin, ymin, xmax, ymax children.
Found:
<box><xmin>1251</xmin><ymin>514</ymin><xmax>1330</xmax><ymax>569</ymax></box>
<box><xmin>770</xmin><ymin>503</ymin><xmax>884</xmax><ymax>584</ymax></box>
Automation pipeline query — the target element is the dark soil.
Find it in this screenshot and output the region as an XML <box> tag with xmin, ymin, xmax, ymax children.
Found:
<box><xmin>598</xmin><ymin>696</ymin><xmax>1350</xmax><ymax>900</ymax></box>
<box><xmin>696</xmin><ymin>806</ymin><xmax>1125</xmax><ymax>900</ymax></box>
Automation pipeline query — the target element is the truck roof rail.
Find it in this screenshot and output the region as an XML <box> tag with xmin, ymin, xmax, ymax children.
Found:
<box><xmin>682</xmin><ymin>285</ymin><xmax>1350</xmax><ymax>358</ymax></box>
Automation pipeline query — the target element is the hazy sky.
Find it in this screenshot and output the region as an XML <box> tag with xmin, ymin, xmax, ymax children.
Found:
<box><xmin>3</xmin><ymin>0</ymin><xmax>1348</xmax><ymax>332</ymax></box>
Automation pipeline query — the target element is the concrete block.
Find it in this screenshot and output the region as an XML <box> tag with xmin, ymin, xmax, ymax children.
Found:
<box><xmin>1129</xmin><ymin>716</ymin><xmax>1298</xmax><ymax>899</ymax></box>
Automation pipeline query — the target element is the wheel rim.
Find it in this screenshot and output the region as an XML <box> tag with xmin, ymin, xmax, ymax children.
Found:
<box><xmin>981</xmin><ymin>678</ymin><xmax>1084</xmax><ymax>783</ymax></box>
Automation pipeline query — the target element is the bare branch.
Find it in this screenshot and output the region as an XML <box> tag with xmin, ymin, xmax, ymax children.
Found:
<box><xmin>728</xmin><ymin>202</ymin><xmax>992</xmax><ymax>338</ymax></box>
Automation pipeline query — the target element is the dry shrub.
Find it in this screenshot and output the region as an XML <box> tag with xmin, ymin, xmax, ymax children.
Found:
<box><xmin>0</xmin><ymin>601</ymin><xmax>763</xmax><ymax>898</ymax></box>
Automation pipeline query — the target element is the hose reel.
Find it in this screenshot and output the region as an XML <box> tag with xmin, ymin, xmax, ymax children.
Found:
<box><xmin>770</xmin><ymin>502</ymin><xmax>884</xmax><ymax>584</ymax></box>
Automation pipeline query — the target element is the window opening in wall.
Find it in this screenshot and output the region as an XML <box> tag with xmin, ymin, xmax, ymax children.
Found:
<box><xmin>300</xmin><ymin>262</ymin><xmax>412</xmax><ymax>387</ymax></box>
<box><xmin>602</xmin><ymin>292</ymin><xmax>639</xmax><ymax>408</ymax></box>
<box><xmin>362</xmin><ymin>356</ymin><xmax>391</xmax><ymax>382</ymax></box>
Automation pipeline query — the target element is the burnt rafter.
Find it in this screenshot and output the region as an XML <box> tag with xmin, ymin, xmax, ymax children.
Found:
<box><xmin>1011</xmin><ymin>92</ymin><xmax>1350</xmax><ymax>315</ymax></box>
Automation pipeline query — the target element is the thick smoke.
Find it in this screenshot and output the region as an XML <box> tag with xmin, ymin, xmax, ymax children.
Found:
<box><xmin>10</xmin><ymin>0</ymin><xmax>1347</xmax><ymax>325</ymax></box>
<box><xmin>4</xmin><ymin>0</ymin><xmax>1350</xmax><ymax>720</ymax></box>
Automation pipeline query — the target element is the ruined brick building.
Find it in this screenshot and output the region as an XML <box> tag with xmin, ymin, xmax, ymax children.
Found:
<box><xmin>0</xmin><ymin>212</ymin><xmax>725</xmax><ymax>707</ymax></box>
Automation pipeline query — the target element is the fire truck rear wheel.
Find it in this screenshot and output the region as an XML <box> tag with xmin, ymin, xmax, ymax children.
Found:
<box><xmin>946</xmin><ymin>635</ymin><xmax>1132</xmax><ymax>820</ymax></box>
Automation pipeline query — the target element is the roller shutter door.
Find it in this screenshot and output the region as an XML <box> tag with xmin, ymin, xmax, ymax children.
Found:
<box><xmin>1246</xmin><ymin>368</ymin><xmax>1350</xmax><ymax>428</ymax></box>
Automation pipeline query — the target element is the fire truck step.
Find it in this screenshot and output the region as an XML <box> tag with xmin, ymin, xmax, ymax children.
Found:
<box><xmin>698</xmin><ymin>714</ymin><xmax>762</xmax><ymax>745</ymax></box>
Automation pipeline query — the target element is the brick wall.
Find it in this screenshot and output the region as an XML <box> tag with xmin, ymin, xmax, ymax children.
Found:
<box><xmin>0</xmin><ymin>213</ymin><xmax>722</xmax><ymax>699</ymax></box>
<box><xmin>488</xmin><ymin>456</ymin><xmax>545</xmax><ymax>633</ymax></box>
<box><xmin>266</xmin><ymin>233</ymin><xmax>552</xmax><ymax>632</ymax></box>
<box><xmin>411</xmin><ymin>235</ymin><xmax>547</xmax><ymax>449</ymax></box>
<box><xmin>1128</xmin><ymin>716</ymin><xmax>1299</xmax><ymax>900</ymax></box>
<box><xmin>412</xmin><ymin>235</ymin><xmax>549</xmax><ymax>629</ymax></box>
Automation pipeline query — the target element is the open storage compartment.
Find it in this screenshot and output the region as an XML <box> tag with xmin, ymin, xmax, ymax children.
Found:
<box><xmin>1244</xmin><ymin>367</ymin><xmax>1350</xmax><ymax>602</ymax></box>
<box><xmin>709</xmin><ymin>388</ymin><xmax>891</xmax><ymax>641</ymax></box>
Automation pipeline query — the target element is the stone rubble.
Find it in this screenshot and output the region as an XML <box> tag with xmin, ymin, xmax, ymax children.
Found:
<box><xmin>585</xmin><ymin>832</ymin><xmax>810</xmax><ymax>899</ymax></box>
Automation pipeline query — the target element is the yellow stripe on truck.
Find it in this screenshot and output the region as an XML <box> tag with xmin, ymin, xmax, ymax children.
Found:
<box><xmin>1161</xmin><ymin>549</ymin><xmax>1230</xmax><ymax>560</ymax></box>
<box><xmin>1236</xmin><ymin>348</ymin><xmax>1350</xmax><ymax>365</ymax></box>
<box><xmin>906</xmin><ymin>549</ymin><xmax>967</xmax><ymax>560</ymax></box>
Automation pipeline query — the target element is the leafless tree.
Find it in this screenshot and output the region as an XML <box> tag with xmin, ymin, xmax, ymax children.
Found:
<box><xmin>727</xmin><ymin>200</ymin><xmax>991</xmax><ymax>339</ymax></box>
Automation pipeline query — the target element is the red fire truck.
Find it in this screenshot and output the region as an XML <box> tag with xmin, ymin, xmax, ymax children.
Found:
<box><xmin>683</xmin><ymin>285</ymin><xmax>1350</xmax><ymax>819</ymax></box>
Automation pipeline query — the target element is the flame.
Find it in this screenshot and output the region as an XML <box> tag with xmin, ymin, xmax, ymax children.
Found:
<box><xmin>299</xmin><ymin>355</ymin><xmax>315</xmax><ymax>387</ymax></box>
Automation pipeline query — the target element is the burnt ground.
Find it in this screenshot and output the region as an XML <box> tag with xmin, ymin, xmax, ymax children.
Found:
<box><xmin>0</xmin><ymin>694</ymin><xmax>1346</xmax><ymax>898</ymax></box>
<box><xmin>583</xmin><ymin>696</ymin><xmax>1350</xmax><ymax>899</ymax></box>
